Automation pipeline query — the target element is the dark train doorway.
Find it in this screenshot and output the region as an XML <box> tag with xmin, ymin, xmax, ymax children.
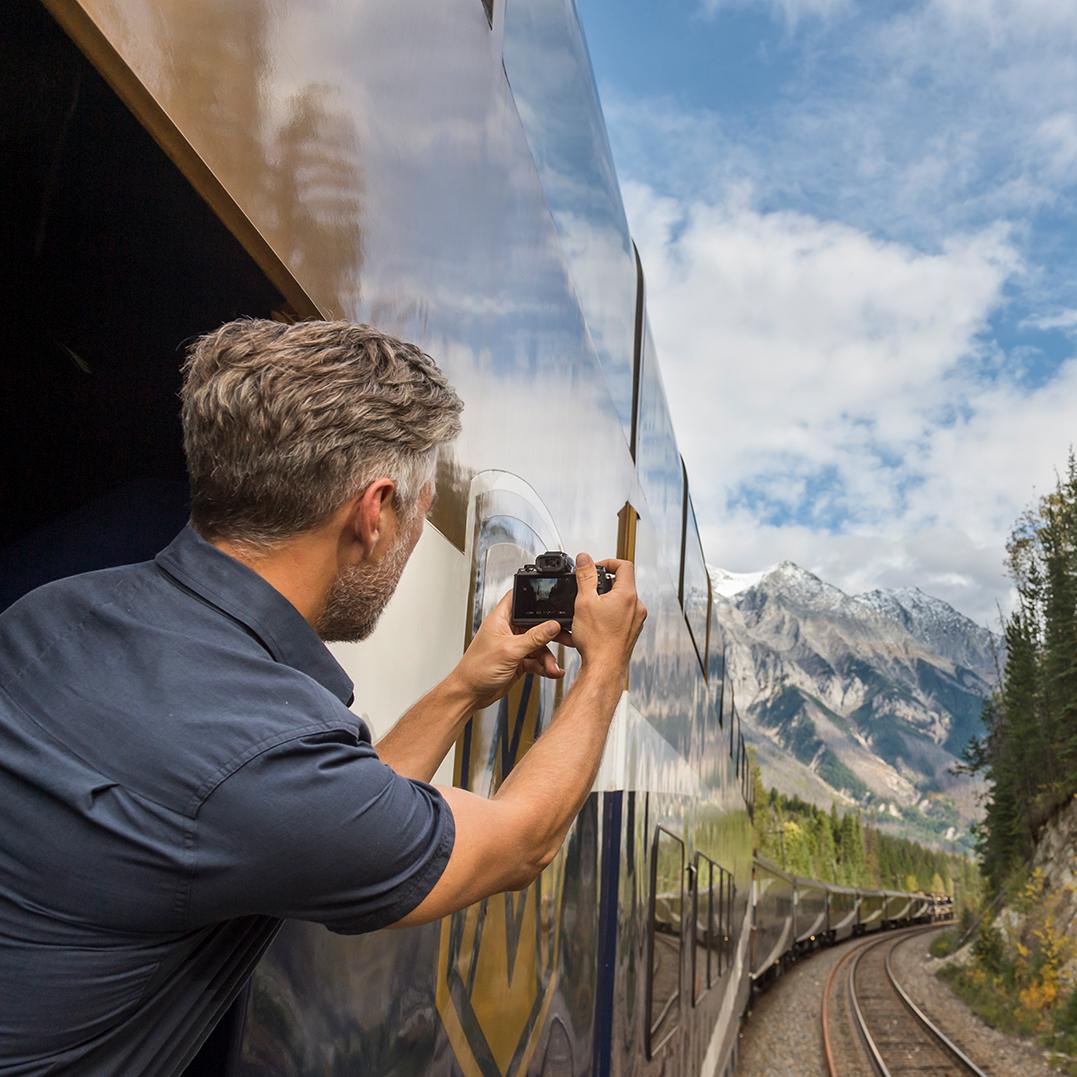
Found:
<box><xmin>1</xmin><ymin>0</ymin><xmax>292</xmax><ymax>611</ymax></box>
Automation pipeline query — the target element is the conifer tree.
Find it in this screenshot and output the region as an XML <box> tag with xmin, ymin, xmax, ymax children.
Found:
<box><xmin>964</xmin><ymin>450</ymin><xmax>1077</xmax><ymax>892</ymax></box>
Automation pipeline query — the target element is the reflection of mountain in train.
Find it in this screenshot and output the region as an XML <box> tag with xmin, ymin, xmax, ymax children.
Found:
<box><xmin>708</xmin><ymin>562</ymin><xmax>998</xmax><ymax>848</ymax></box>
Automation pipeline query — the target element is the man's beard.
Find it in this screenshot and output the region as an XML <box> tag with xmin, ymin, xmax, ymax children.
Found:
<box><xmin>314</xmin><ymin>531</ymin><xmax>413</xmax><ymax>643</ymax></box>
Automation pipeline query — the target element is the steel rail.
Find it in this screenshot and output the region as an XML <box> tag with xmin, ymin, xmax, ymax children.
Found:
<box><xmin>848</xmin><ymin>934</ymin><xmax>900</xmax><ymax>1076</ymax></box>
<box><xmin>821</xmin><ymin>933</ymin><xmax>862</xmax><ymax>1076</ymax></box>
<box><xmin>883</xmin><ymin>931</ymin><xmax>989</xmax><ymax>1077</ymax></box>
<box><xmin>823</xmin><ymin>923</ymin><xmax>977</xmax><ymax>1077</ymax></box>
<box><xmin>822</xmin><ymin>929</ymin><xmax>910</xmax><ymax>1076</ymax></box>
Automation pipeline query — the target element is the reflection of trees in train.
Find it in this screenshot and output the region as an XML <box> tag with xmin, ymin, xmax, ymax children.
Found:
<box><xmin>154</xmin><ymin>0</ymin><xmax>269</xmax><ymax>187</ymax></box>
<box><xmin>274</xmin><ymin>85</ymin><xmax>364</xmax><ymax>318</ymax></box>
<box><xmin>152</xmin><ymin>0</ymin><xmax>364</xmax><ymax>318</ymax></box>
<box><xmin>650</xmin><ymin>932</ymin><xmax>680</xmax><ymax>1043</ymax></box>
<box><xmin>649</xmin><ymin>831</ymin><xmax>683</xmax><ymax>1047</ymax></box>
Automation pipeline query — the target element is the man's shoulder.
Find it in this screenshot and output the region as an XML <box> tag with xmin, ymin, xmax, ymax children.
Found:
<box><xmin>0</xmin><ymin>559</ymin><xmax>361</xmax><ymax>817</ymax></box>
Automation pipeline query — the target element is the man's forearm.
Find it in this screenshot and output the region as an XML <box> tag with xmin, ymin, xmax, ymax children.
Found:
<box><xmin>374</xmin><ymin>675</ymin><xmax>475</xmax><ymax>781</ymax></box>
<box><xmin>492</xmin><ymin>662</ymin><xmax>625</xmax><ymax>871</ymax></box>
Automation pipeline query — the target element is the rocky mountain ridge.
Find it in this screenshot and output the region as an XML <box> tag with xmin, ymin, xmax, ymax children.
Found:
<box><xmin>711</xmin><ymin>561</ymin><xmax>1000</xmax><ymax>849</ymax></box>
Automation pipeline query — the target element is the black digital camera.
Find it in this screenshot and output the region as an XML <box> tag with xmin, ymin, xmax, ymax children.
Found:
<box><xmin>511</xmin><ymin>551</ymin><xmax>614</xmax><ymax>631</ymax></box>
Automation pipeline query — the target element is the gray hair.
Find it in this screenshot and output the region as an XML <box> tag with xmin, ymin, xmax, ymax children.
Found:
<box><xmin>180</xmin><ymin>319</ymin><xmax>463</xmax><ymax>547</ymax></box>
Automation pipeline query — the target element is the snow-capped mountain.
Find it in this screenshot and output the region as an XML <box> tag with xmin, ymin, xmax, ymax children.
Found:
<box><xmin>710</xmin><ymin>561</ymin><xmax>1000</xmax><ymax>848</ymax></box>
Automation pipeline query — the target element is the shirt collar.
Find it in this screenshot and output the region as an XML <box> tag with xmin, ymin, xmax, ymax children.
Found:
<box><xmin>155</xmin><ymin>525</ymin><xmax>354</xmax><ymax>706</ymax></box>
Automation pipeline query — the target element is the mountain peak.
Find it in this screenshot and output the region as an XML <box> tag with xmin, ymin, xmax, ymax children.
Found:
<box><xmin>713</xmin><ymin>561</ymin><xmax>998</xmax><ymax>852</ymax></box>
<box><xmin>709</xmin><ymin>564</ymin><xmax>776</xmax><ymax>598</ymax></box>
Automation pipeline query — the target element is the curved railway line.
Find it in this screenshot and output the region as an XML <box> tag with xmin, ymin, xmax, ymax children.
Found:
<box><xmin>822</xmin><ymin>925</ymin><xmax>989</xmax><ymax>1077</ymax></box>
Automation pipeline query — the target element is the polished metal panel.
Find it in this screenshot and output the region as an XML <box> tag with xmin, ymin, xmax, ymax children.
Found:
<box><xmin>750</xmin><ymin>859</ymin><xmax>794</xmax><ymax>980</ymax></box>
<box><xmin>35</xmin><ymin>2</ymin><xmax>760</xmax><ymax>1074</ymax></box>
<box><xmin>826</xmin><ymin>884</ymin><xmax>860</xmax><ymax>941</ymax></box>
<box><xmin>502</xmin><ymin>0</ymin><xmax>639</xmax><ymax>442</ymax></box>
<box><xmin>635</xmin><ymin>317</ymin><xmax>685</xmax><ymax>589</ymax></box>
<box><xmin>646</xmin><ymin>827</ymin><xmax>684</xmax><ymax>1060</ymax></box>
<box><xmin>792</xmin><ymin>878</ymin><xmax>828</xmax><ymax>944</ymax></box>
<box><xmin>883</xmin><ymin>891</ymin><xmax>914</xmax><ymax>923</ymax></box>
<box><xmin>858</xmin><ymin>890</ymin><xmax>887</xmax><ymax>932</ymax></box>
<box><xmin>53</xmin><ymin>0</ymin><xmax>636</xmax><ymax>558</ymax></box>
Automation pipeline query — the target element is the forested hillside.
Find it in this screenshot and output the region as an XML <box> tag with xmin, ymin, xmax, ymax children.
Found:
<box><xmin>935</xmin><ymin>453</ymin><xmax>1077</xmax><ymax>1067</ymax></box>
<box><xmin>960</xmin><ymin>451</ymin><xmax>1077</xmax><ymax>892</ymax></box>
<box><xmin>749</xmin><ymin>755</ymin><xmax>980</xmax><ymax>902</ymax></box>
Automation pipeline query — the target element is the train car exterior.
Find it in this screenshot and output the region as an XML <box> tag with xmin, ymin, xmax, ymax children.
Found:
<box><xmin>909</xmin><ymin>893</ymin><xmax>934</xmax><ymax>924</ymax></box>
<box><xmin>825</xmin><ymin>884</ymin><xmax>859</xmax><ymax>943</ymax></box>
<box><xmin>750</xmin><ymin>859</ymin><xmax>795</xmax><ymax>982</ymax></box>
<box><xmin>791</xmin><ymin>876</ymin><xmax>827</xmax><ymax>951</ymax></box>
<box><xmin>883</xmin><ymin>890</ymin><xmax>915</xmax><ymax>927</ymax></box>
<box><xmin>8</xmin><ymin>1</ymin><xmax>757</xmax><ymax>1075</ymax></box>
<box><xmin>857</xmin><ymin>890</ymin><xmax>887</xmax><ymax>934</ymax></box>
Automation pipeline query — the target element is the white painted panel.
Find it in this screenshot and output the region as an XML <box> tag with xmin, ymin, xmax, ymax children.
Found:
<box><xmin>329</xmin><ymin>522</ymin><xmax>470</xmax><ymax>786</ymax></box>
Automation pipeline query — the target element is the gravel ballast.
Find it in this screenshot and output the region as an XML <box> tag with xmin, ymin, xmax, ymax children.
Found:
<box><xmin>735</xmin><ymin>926</ymin><xmax>1062</xmax><ymax>1076</ymax></box>
<box><xmin>891</xmin><ymin>928</ymin><xmax>1060</xmax><ymax>1077</ymax></box>
<box><xmin>736</xmin><ymin>936</ymin><xmax>861</xmax><ymax>1076</ymax></box>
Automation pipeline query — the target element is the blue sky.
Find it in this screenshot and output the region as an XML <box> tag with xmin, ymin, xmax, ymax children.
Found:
<box><xmin>578</xmin><ymin>0</ymin><xmax>1077</xmax><ymax>626</ymax></box>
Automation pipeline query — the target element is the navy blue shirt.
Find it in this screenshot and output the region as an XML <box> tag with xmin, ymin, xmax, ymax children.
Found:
<box><xmin>0</xmin><ymin>527</ymin><xmax>454</xmax><ymax>1075</ymax></box>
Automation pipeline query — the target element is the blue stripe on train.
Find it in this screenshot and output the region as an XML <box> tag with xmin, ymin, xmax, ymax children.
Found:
<box><xmin>592</xmin><ymin>790</ymin><xmax>624</xmax><ymax>1077</ymax></box>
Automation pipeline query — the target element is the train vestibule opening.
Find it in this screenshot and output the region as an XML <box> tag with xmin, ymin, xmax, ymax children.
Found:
<box><xmin>1</xmin><ymin>0</ymin><xmax>288</xmax><ymax>612</ymax></box>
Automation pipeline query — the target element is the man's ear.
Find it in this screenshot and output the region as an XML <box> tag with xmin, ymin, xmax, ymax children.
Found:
<box><xmin>352</xmin><ymin>478</ymin><xmax>397</xmax><ymax>558</ymax></box>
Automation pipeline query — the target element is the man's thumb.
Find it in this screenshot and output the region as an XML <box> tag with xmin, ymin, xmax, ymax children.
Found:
<box><xmin>526</xmin><ymin>620</ymin><xmax>561</xmax><ymax>647</ymax></box>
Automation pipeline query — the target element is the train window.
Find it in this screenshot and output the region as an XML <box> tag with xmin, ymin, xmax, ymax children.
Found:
<box><xmin>720</xmin><ymin>872</ymin><xmax>736</xmax><ymax>976</ymax></box>
<box><xmin>646</xmin><ymin>827</ymin><xmax>684</xmax><ymax>1059</ymax></box>
<box><xmin>691</xmin><ymin>852</ymin><xmax>714</xmax><ymax>1006</ymax></box>
<box><xmin>709</xmin><ymin>629</ymin><xmax>727</xmax><ymax>730</ymax></box>
<box><xmin>501</xmin><ymin>0</ymin><xmax>638</xmax><ymax>441</ymax></box>
<box><xmin>635</xmin><ymin>317</ymin><xmax>685</xmax><ymax>585</ymax></box>
<box><xmin>729</xmin><ymin>692</ymin><xmax>737</xmax><ymax>759</ymax></box>
<box><xmin>680</xmin><ymin>474</ymin><xmax>711</xmax><ymax>675</ymax></box>
<box><xmin>710</xmin><ymin>868</ymin><xmax>727</xmax><ymax>985</ymax></box>
<box><xmin>630</xmin><ymin>246</ymin><xmax>645</xmax><ymax>460</ymax></box>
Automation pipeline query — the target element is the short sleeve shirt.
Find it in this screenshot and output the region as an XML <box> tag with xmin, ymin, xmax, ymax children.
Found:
<box><xmin>0</xmin><ymin>527</ymin><xmax>454</xmax><ymax>1075</ymax></box>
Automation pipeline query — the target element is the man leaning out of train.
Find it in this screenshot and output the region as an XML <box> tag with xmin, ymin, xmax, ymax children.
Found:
<box><xmin>0</xmin><ymin>319</ymin><xmax>647</xmax><ymax>1075</ymax></box>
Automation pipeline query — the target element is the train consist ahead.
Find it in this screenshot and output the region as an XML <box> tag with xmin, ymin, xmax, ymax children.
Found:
<box><xmin>751</xmin><ymin>857</ymin><xmax>952</xmax><ymax>987</ymax></box>
<box><xmin>6</xmin><ymin>2</ymin><xmax>949</xmax><ymax>1075</ymax></box>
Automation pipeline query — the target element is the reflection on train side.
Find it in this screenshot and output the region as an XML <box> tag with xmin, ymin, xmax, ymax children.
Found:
<box><xmin>647</xmin><ymin>828</ymin><xmax>684</xmax><ymax>1059</ymax></box>
<box><xmin>34</xmin><ymin>0</ymin><xmax>760</xmax><ymax>1072</ymax></box>
<box><xmin>437</xmin><ymin>475</ymin><xmax>608</xmax><ymax>1077</ymax></box>
<box><xmin>501</xmin><ymin>0</ymin><xmax>638</xmax><ymax>439</ymax></box>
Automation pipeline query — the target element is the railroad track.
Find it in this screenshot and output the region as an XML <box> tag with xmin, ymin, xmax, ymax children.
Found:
<box><xmin>822</xmin><ymin>924</ymin><xmax>989</xmax><ymax>1076</ymax></box>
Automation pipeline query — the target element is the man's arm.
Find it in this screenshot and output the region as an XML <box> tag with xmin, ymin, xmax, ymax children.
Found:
<box><xmin>392</xmin><ymin>553</ymin><xmax>645</xmax><ymax>925</ymax></box>
<box><xmin>375</xmin><ymin>595</ymin><xmax>572</xmax><ymax>782</ymax></box>
<box><xmin>372</xmin><ymin>677</ymin><xmax>474</xmax><ymax>783</ymax></box>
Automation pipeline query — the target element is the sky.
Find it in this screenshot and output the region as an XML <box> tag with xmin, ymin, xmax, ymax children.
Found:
<box><xmin>577</xmin><ymin>0</ymin><xmax>1077</xmax><ymax>628</ymax></box>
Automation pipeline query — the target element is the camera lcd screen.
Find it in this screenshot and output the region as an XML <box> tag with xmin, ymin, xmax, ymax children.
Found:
<box><xmin>513</xmin><ymin>574</ymin><xmax>578</xmax><ymax>620</ymax></box>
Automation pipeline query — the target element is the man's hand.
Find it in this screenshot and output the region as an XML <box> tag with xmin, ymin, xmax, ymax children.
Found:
<box><xmin>451</xmin><ymin>592</ymin><xmax>574</xmax><ymax>711</ymax></box>
<box><xmin>568</xmin><ymin>553</ymin><xmax>647</xmax><ymax>675</ymax></box>
<box><xmin>394</xmin><ymin>555</ymin><xmax>648</xmax><ymax>930</ymax></box>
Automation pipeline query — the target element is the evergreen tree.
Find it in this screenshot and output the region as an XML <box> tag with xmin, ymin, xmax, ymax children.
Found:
<box><xmin>963</xmin><ymin>450</ymin><xmax>1077</xmax><ymax>893</ymax></box>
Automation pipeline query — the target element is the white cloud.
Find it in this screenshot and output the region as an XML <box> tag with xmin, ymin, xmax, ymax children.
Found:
<box><xmin>1021</xmin><ymin>309</ymin><xmax>1077</xmax><ymax>335</ymax></box>
<box><xmin>594</xmin><ymin>0</ymin><xmax>1077</xmax><ymax>627</ymax></box>
<box><xmin>700</xmin><ymin>0</ymin><xmax>852</xmax><ymax>29</ymax></box>
<box><xmin>622</xmin><ymin>176</ymin><xmax>1077</xmax><ymax>626</ymax></box>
